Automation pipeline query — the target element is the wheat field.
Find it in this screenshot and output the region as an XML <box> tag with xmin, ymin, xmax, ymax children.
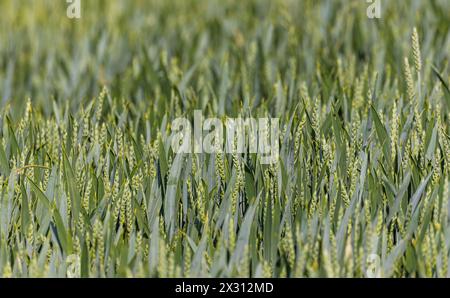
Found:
<box><xmin>0</xmin><ymin>0</ymin><xmax>449</xmax><ymax>277</ymax></box>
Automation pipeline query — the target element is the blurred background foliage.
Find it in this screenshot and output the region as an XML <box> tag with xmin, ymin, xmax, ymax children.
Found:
<box><xmin>0</xmin><ymin>0</ymin><xmax>448</xmax><ymax>118</ymax></box>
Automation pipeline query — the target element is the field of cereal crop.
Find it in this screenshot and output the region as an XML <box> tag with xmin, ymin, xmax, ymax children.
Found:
<box><xmin>0</xmin><ymin>0</ymin><xmax>449</xmax><ymax>278</ymax></box>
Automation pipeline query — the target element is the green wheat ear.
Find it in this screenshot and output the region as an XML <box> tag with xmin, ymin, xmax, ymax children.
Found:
<box><xmin>403</xmin><ymin>57</ymin><xmax>415</xmax><ymax>101</ymax></box>
<box><xmin>411</xmin><ymin>27</ymin><xmax>422</xmax><ymax>73</ymax></box>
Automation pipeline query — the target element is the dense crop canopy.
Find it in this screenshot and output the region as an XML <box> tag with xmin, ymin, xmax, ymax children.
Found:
<box><xmin>0</xmin><ymin>0</ymin><xmax>449</xmax><ymax>277</ymax></box>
